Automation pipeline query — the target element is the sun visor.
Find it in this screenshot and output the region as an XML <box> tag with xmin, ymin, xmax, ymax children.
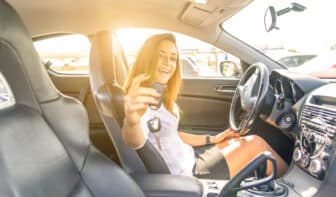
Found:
<box><xmin>179</xmin><ymin>0</ymin><xmax>252</xmax><ymax>27</ymax></box>
<box><xmin>0</xmin><ymin>72</ymin><xmax>15</xmax><ymax>110</ymax></box>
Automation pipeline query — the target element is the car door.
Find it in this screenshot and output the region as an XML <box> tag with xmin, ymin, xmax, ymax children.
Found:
<box><xmin>178</xmin><ymin>77</ymin><xmax>239</xmax><ymax>134</ymax></box>
<box><xmin>177</xmin><ymin>56</ymin><xmax>241</xmax><ymax>134</ymax></box>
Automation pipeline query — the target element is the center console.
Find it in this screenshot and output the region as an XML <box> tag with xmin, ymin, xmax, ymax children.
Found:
<box><xmin>278</xmin><ymin>83</ymin><xmax>336</xmax><ymax>196</ymax></box>
<box><xmin>293</xmin><ymin>85</ymin><xmax>336</xmax><ymax>180</ymax></box>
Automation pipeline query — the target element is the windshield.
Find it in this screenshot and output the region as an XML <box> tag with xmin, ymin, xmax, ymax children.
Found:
<box><xmin>222</xmin><ymin>0</ymin><xmax>336</xmax><ymax>79</ymax></box>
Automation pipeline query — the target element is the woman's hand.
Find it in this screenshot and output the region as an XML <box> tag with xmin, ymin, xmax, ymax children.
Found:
<box><xmin>124</xmin><ymin>74</ymin><xmax>160</xmax><ymax>127</ymax></box>
<box><xmin>211</xmin><ymin>128</ymin><xmax>240</xmax><ymax>144</ymax></box>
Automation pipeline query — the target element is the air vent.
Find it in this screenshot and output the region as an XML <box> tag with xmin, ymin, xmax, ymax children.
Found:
<box><xmin>301</xmin><ymin>105</ymin><xmax>336</xmax><ymax>127</ymax></box>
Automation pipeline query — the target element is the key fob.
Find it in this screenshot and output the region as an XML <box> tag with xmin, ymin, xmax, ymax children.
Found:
<box><xmin>150</xmin><ymin>82</ymin><xmax>166</xmax><ymax>110</ymax></box>
<box><xmin>147</xmin><ymin>116</ymin><xmax>161</xmax><ymax>133</ymax></box>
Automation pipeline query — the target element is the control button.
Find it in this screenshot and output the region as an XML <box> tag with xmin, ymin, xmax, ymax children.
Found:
<box><xmin>301</xmin><ymin>155</ymin><xmax>310</xmax><ymax>168</ymax></box>
<box><xmin>309</xmin><ymin>159</ymin><xmax>322</xmax><ymax>175</ymax></box>
<box><xmin>320</xmin><ymin>152</ymin><xmax>330</xmax><ymax>161</ymax></box>
<box><xmin>293</xmin><ymin>148</ymin><xmax>302</xmax><ymax>162</ymax></box>
<box><xmin>302</xmin><ymin>137</ymin><xmax>309</xmax><ymax>148</ymax></box>
<box><xmin>284</xmin><ymin>114</ymin><xmax>294</xmax><ymax>123</ymax></box>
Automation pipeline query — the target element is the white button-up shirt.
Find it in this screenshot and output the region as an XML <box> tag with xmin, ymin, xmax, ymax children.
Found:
<box><xmin>138</xmin><ymin>105</ymin><xmax>195</xmax><ymax>176</ymax></box>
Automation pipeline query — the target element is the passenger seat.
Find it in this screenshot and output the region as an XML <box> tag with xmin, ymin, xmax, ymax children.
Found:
<box><xmin>0</xmin><ymin>1</ymin><xmax>144</xmax><ymax>196</ymax></box>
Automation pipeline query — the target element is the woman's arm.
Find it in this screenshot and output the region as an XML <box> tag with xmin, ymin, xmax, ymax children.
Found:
<box><xmin>178</xmin><ymin>128</ymin><xmax>239</xmax><ymax>147</ymax></box>
<box><xmin>122</xmin><ymin>74</ymin><xmax>160</xmax><ymax>148</ymax></box>
<box><xmin>122</xmin><ymin>121</ymin><xmax>146</xmax><ymax>148</ymax></box>
<box><xmin>178</xmin><ymin>132</ymin><xmax>210</xmax><ymax>147</ymax></box>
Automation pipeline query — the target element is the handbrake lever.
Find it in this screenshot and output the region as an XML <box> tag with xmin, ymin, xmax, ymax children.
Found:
<box><xmin>219</xmin><ymin>151</ymin><xmax>277</xmax><ymax>197</ymax></box>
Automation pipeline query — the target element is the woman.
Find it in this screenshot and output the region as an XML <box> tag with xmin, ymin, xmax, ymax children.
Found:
<box><xmin>122</xmin><ymin>33</ymin><xmax>287</xmax><ymax>179</ymax></box>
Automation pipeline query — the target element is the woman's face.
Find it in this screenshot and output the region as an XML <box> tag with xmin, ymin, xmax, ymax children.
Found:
<box><xmin>154</xmin><ymin>40</ymin><xmax>178</xmax><ymax>84</ymax></box>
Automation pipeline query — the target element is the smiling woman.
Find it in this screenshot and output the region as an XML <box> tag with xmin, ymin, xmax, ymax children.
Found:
<box><xmin>122</xmin><ymin>33</ymin><xmax>288</xmax><ymax>180</ymax></box>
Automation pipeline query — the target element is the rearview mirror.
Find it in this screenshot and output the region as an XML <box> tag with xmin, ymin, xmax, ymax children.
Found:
<box><xmin>219</xmin><ymin>61</ymin><xmax>241</xmax><ymax>77</ymax></box>
<box><xmin>264</xmin><ymin>3</ymin><xmax>306</xmax><ymax>32</ymax></box>
<box><xmin>264</xmin><ymin>6</ymin><xmax>277</xmax><ymax>32</ymax></box>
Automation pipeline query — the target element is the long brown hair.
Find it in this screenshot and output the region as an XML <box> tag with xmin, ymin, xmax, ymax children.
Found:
<box><xmin>123</xmin><ymin>33</ymin><xmax>181</xmax><ymax>114</ymax></box>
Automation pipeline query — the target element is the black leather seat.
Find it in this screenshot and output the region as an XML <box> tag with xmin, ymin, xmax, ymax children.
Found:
<box><xmin>0</xmin><ymin>1</ymin><xmax>144</xmax><ymax>196</ymax></box>
<box><xmin>89</xmin><ymin>31</ymin><xmax>171</xmax><ymax>174</ymax></box>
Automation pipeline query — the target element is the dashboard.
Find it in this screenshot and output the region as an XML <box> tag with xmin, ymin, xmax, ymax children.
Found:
<box><xmin>261</xmin><ymin>70</ymin><xmax>327</xmax><ymax>132</ymax></box>
<box><xmin>262</xmin><ymin>69</ymin><xmax>336</xmax><ymax>196</ymax></box>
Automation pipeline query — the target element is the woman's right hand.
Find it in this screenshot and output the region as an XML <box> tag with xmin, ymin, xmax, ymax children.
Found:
<box><xmin>212</xmin><ymin>128</ymin><xmax>240</xmax><ymax>144</ymax></box>
<box><xmin>124</xmin><ymin>74</ymin><xmax>161</xmax><ymax>127</ymax></box>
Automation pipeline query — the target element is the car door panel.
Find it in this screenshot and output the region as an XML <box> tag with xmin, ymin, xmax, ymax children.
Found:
<box><xmin>177</xmin><ymin>78</ymin><xmax>239</xmax><ymax>133</ymax></box>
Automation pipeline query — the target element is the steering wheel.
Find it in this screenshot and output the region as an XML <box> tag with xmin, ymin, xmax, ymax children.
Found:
<box><xmin>230</xmin><ymin>63</ymin><xmax>269</xmax><ymax>133</ymax></box>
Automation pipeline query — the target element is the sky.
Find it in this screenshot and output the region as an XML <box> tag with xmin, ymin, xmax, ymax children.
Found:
<box><xmin>222</xmin><ymin>0</ymin><xmax>336</xmax><ymax>55</ymax></box>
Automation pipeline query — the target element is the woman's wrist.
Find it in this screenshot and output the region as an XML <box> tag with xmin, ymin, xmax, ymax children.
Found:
<box><xmin>210</xmin><ymin>135</ymin><xmax>217</xmax><ymax>144</ymax></box>
<box><xmin>205</xmin><ymin>133</ymin><xmax>217</xmax><ymax>144</ymax></box>
<box><xmin>205</xmin><ymin>133</ymin><xmax>211</xmax><ymax>145</ymax></box>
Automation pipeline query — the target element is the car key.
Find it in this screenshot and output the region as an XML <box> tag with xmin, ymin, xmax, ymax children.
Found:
<box><xmin>150</xmin><ymin>82</ymin><xmax>166</xmax><ymax>110</ymax></box>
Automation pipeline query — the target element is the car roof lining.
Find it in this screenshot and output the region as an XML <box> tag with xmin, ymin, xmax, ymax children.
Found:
<box><xmin>9</xmin><ymin>0</ymin><xmax>250</xmax><ymax>45</ymax></box>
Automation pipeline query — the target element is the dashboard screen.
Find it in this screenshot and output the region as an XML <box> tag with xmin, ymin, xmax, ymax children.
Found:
<box><xmin>311</xmin><ymin>96</ymin><xmax>336</xmax><ymax>110</ymax></box>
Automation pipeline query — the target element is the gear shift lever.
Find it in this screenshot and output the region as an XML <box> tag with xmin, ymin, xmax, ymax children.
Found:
<box><xmin>219</xmin><ymin>151</ymin><xmax>278</xmax><ymax>197</ymax></box>
<box><xmin>256</xmin><ymin>159</ymin><xmax>267</xmax><ymax>179</ymax></box>
<box><xmin>255</xmin><ymin>159</ymin><xmax>275</xmax><ymax>192</ymax></box>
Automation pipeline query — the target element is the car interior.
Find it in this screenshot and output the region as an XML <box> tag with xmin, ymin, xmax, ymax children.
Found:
<box><xmin>1</xmin><ymin>0</ymin><xmax>336</xmax><ymax>196</ymax></box>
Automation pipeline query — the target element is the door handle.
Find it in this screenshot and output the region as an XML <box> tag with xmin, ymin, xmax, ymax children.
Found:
<box><xmin>214</xmin><ymin>85</ymin><xmax>235</xmax><ymax>95</ymax></box>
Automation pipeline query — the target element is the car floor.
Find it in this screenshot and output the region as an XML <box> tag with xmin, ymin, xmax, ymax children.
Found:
<box><xmin>249</xmin><ymin>118</ymin><xmax>294</xmax><ymax>165</ymax></box>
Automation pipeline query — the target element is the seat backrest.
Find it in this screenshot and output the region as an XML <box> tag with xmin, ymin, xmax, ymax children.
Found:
<box><xmin>89</xmin><ymin>31</ymin><xmax>171</xmax><ymax>174</ymax></box>
<box><xmin>0</xmin><ymin>1</ymin><xmax>144</xmax><ymax>196</ymax></box>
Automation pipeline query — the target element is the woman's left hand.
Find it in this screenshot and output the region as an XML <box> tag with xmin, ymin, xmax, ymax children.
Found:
<box><xmin>212</xmin><ymin>128</ymin><xmax>240</xmax><ymax>144</ymax></box>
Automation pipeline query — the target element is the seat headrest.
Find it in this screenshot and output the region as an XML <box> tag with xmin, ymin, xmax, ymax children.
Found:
<box><xmin>0</xmin><ymin>72</ymin><xmax>15</xmax><ymax>110</ymax></box>
<box><xmin>0</xmin><ymin>1</ymin><xmax>58</xmax><ymax>111</ymax></box>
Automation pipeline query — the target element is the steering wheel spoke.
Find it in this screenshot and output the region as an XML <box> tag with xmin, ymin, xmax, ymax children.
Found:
<box><xmin>229</xmin><ymin>63</ymin><xmax>269</xmax><ymax>131</ymax></box>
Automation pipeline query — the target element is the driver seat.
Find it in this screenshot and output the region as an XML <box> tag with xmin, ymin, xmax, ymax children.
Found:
<box><xmin>0</xmin><ymin>1</ymin><xmax>144</xmax><ymax>196</ymax></box>
<box><xmin>89</xmin><ymin>31</ymin><xmax>171</xmax><ymax>174</ymax></box>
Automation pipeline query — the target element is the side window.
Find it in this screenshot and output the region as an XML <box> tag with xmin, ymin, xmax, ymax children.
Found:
<box><xmin>33</xmin><ymin>34</ymin><xmax>90</xmax><ymax>75</ymax></box>
<box><xmin>177</xmin><ymin>38</ymin><xmax>242</xmax><ymax>78</ymax></box>
<box><xmin>117</xmin><ymin>29</ymin><xmax>242</xmax><ymax>78</ymax></box>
